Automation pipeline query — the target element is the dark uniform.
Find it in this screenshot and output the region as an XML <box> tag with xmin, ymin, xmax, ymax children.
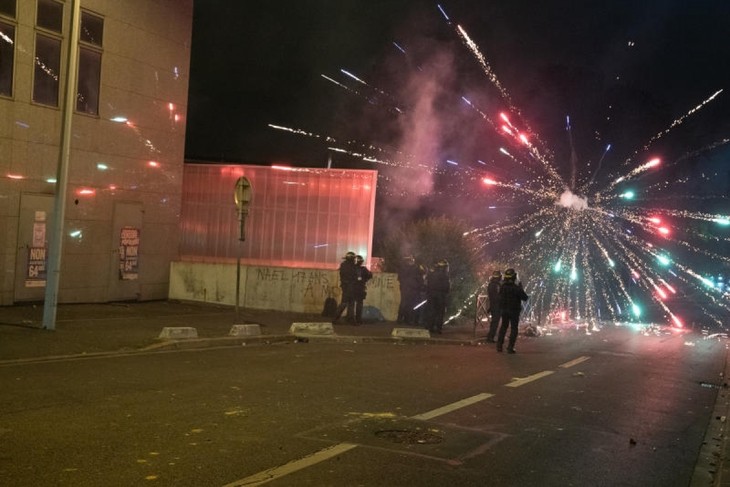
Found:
<box><xmin>426</xmin><ymin>260</ymin><xmax>450</xmax><ymax>334</ymax></box>
<box><xmin>397</xmin><ymin>256</ymin><xmax>424</xmax><ymax>324</ymax></box>
<box><xmin>352</xmin><ymin>255</ymin><xmax>373</xmax><ymax>324</ymax></box>
<box><xmin>497</xmin><ymin>268</ymin><xmax>528</xmax><ymax>353</ymax></box>
<box><xmin>485</xmin><ymin>271</ymin><xmax>502</xmax><ymax>343</ymax></box>
<box><xmin>333</xmin><ymin>252</ymin><xmax>357</xmax><ymax>323</ymax></box>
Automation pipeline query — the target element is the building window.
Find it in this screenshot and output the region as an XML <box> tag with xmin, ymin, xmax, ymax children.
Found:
<box><xmin>33</xmin><ymin>0</ymin><xmax>63</xmax><ymax>107</ymax></box>
<box><xmin>0</xmin><ymin>0</ymin><xmax>16</xmax><ymax>18</ymax></box>
<box><xmin>77</xmin><ymin>11</ymin><xmax>103</xmax><ymax>115</ymax></box>
<box><xmin>33</xmin><ymin>33</ymin><xmax>61</xmax><ymax>106</ymax></box>
<box><xmin>0</xmin><ymin>0</ymin><xmax>15</xmax><ymax>97</ymax></box>
<box><xmin>36</xmin><ymin>0</ymin><xmax>63</xmax><ymax>33</ymax></box>
<box><xmin>0</xmin><ymin>21</ymin><xmax>14</xmax><ymax>97</ymax></box>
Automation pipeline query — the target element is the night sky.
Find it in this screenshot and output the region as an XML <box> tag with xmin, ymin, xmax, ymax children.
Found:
<box><xmin>186</xmin><ymin>1</ymin><xmax>729</xmax><ymax>162</ymax></box>
<box><xmin>185</xmin><ymin>0</ymin><xmax>730</xmax><ymax>228</ymax></box>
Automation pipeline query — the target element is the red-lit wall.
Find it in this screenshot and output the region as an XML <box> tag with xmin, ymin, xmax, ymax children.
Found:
<box><xmin>180</xmin><ymin>163</ymin><xmax>377</xmax><ymax>269</ymax></box>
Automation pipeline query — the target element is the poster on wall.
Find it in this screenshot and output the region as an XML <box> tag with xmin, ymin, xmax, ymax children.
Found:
<box><xmin>119</xmin><ymin>226</ymin><xmax>140</xmax><ymax>280</ymax></box>
<box><xmin>25</xmin><ymin>211</ymin><xmax>47</xmax><ymax>287</ymax></box>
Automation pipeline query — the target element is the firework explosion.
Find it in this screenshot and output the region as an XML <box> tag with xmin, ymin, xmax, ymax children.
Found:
<box><xmin>269</xmin><ymin>3</ymin><xmax>730</xmax><ymax>330</ymax></box>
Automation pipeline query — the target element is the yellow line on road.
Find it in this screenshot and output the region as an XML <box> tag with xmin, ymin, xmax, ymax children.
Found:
<box><xmin>559</xmin><ymin>356</ymin><xmax>591</xmax><ymax>368</ymax></box>
<box><xmin>222</xmin><ymin>443</ymin><xmax>358</xmax><ymax>486</ymax></box>
<box><xmin>505</xmin><ymin>370</ymin><xmax>554</xmax><ymax>387</ymax></box>
<box><xmin>410</xmin><ymin>392</ymin><xmax>495</xmax><ymax>420</ymax></box>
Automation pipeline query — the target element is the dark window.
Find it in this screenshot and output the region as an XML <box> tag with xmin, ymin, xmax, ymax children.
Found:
<box><xmin>80</xmin><ymin>11</ymin><xmax>103</xmax><ymax>46</ymax></box>
<box><xmin>37</xmin><ymin>0</ymin><xmax>63</xmax><ymax>33</ymax></box>
<box><xmin>0</xmin><ymin>21</ymin><xmax>13</xmax><ymax>96</ymax></box>
<box><xmin>77</xmin><ymin>47</ymin><xmax>100</xmax><ymax>114</ymax></box>
<box><xmin>33</xmin><ymin>33</ymin><xmax>60</xmax><ymax>106</ymax></box>
<box><xmin>0</xmin><ymin>0</ymin><xmax>15</xmax><ymax>18</ymax></box>
<box><xmin>76</xmin><ymin>11</ymin><xmax>103</xmax><ymax>115</ymax></box>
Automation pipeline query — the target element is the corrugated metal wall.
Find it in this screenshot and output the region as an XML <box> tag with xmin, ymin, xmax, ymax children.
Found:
<box><xmin>180</xmin><ymin>163</ymin><xmax>377</xmax><ymax>269</ymax></box>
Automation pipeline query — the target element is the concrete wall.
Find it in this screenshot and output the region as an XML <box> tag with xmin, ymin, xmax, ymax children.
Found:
<box><xmin>169</xmin><ymin>261</ymin><xmax>401</xmax><ymax>321</ymax></box>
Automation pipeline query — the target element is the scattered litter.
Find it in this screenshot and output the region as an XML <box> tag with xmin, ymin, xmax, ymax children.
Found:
<box><xmin>700</xmin><ymin>382</ymin><xmax>721</xmax><ymax>389</ymax></box>
<box><xmin>572</xmin><ymin>372</ymin><xmax>585</xmax><ymax>377</ymax></box>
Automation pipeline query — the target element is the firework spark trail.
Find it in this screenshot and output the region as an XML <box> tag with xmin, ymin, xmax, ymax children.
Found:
<box><xmin>582</xmin><ymin>144</ymin><xmax>612</xmax><ymax>192</ymax></box>
<box><xmin>495</xmin><ymin>112</ymin><xmax>565</xmax><ymax>189</ymax></box>
<box><xmin>566</xmin><ymin>115</ymin><xmax>579</xmax><ymax>189</ymax></box>
<box><xmin>603</xmin><ymin>157</ymin><xmax>661</xmax><ymax>192</ymax></box>
<box><xmin>622</xmin><ymin>89</ymin><xmax>723</xmax><ymax>166</ymax></box>
<box><xmin>455</xmin><ymin>24</ymin><xmax>511</xmax><ymax>108</ymax></box>
<box><xmin>339</xmin><ymin>68</ymin><xmax>404</xmax><ymax>112</ymax></box>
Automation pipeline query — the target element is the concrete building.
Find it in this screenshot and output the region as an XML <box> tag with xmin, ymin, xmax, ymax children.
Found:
<box><xmin>0</xmin><ymin>0</ymin><xmax>193</xmax><ymax>305</ymax></box>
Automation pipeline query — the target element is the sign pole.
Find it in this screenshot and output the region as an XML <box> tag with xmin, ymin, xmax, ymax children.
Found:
<box><xmin>234</xmin><ymin>177</ymin><xmax>252</xmax><ymax>320</ymax></box>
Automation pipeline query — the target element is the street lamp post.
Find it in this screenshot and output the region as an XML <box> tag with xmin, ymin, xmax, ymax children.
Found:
<box><xmin>234</xmin><ymin>177</ymin><xmax>253</xmax><ymax>318</ymax></box>
<box><xmin>42</xmin><ymin>0</ymin><xmax>81</xmax><ymax>330</ymax></box>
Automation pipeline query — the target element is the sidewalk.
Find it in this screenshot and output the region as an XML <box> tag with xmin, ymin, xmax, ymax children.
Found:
<box><xmin>0</xmin><ymin>300</ymin><xmax>482</xmax><ymax>362</ymax></box>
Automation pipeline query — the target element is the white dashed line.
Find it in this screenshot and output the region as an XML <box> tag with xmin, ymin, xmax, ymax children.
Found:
<box><xmin>410</xmin><ymin>392</ymin><xmax>495</xmax><ymax>420</ymax></box>
<box><xmin>222</xmin><ymin>443</ymin><xmax>358</xmax><ymax>486</ymax></box>
<box><xmin>505</xmin><ymin>370</ymin><xmax>554</xmax><ymax>387</ymax></box>
<box><xmin>559</xmin><ymin>356</ymin><xmax>591</xmax><ymax>368</ymax></box>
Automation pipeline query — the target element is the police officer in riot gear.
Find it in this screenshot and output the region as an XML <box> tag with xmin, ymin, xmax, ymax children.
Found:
<box><xmin>333</xmin><ymin>251</ymin><xmax>357</xmax><ymax>323</ymax></box>
<box><xmin>497</xmin><ymin>268</ymin><xmax>528</xmax><ymax>353</ymax></box>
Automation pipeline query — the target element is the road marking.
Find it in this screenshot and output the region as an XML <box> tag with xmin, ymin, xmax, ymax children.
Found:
<box><xmin>410</xmin><ymin>392</ymin><xmax>494</xmax><ymax>420</ymax></box>
<box><xmin>222</xmin><ymin>443</ymin><xmax>358</xmax><ymax>486</ymax></box>
<box><xmin>559</xmin><ymin>356</ymin><xmax>591</xmax><ymax>368</ymax></box>
<box><xmin>505</xmin><ymin>370</ymin><xmax>554</xmax><ymax>388</ymax></box>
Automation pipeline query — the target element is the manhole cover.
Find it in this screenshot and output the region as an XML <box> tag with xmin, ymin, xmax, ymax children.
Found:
<box><xmin>375</xmin><ymin>429</ymin><xmax>443</xmax><ymax>445</ymax></box>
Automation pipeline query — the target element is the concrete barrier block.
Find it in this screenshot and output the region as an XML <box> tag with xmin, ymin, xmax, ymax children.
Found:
<box><xmin>229</xmin><ymin>324</ymin><xmax>261</xmax><ymax>336</ymax></box>
<box><xmin>289</xmin><ymin>322</ymin><xmax>335</xmax><ymax>335</ymax></box>
<box><xmin>391</xmin><ymin>328</ymin><xmax>431</xmax><ymax>339</ymax></box>
<box><xmin>158</xmin><ymin>327</ymin><xmax>198</xmax><ymax>339</ymax></box>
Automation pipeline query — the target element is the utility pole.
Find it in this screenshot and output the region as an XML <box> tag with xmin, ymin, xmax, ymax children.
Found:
<box><xmin>43</xmin><ymin>0</ymin><xmax>81</xmax><ymax>330</ymax></box>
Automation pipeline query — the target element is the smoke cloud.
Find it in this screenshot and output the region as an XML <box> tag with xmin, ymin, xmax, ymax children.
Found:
<box><xmin>557</xmin><ymin>189</ymin><xmax>588</xmax><ymax>210</ymax></box>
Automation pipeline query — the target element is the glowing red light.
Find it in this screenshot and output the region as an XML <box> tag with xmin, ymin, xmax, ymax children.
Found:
<box><xmin>499</xmin><ymin>112</ymin><xmax>510</xmax><ymax>124</ymax></box>
<box><xmin>631</xmin><ymin>270</ymin><xmax>640</xmax><ymax>279</ymax></box>
<box><xmin>518</xmin><ymin>133</ymin><xmax>529</xmax><ymax>145</ymax></box>
<box><xmin>501</xmin><ymin>125</ymin><xmax>513</xmax><ymax>135</ymax></box>
<box><xmin>671</xmin><ymin>315</ymin><xmax>683</xmax><ymax>328</ymax></box>
<box><xmin>77</xmin><ymin>188</ymin><xmax>95</xmax><ymax>196</ymax></box>
<box><xmin>482</xmin><ymin>177</ymin><xmax>497</xmax><ymax>186</ymax></box>
<box><xmin>658</xmin><ymin>226</ymin><xmax>670</xmax><ymax>235</ymax></box>
<box><xmin>649</xmin><ymin>217</ymin><xmax>661</xmax><ymax>224</ymax></box>
<box><xmin>168</xmin><ymin>102</ymin><xmax>174</xmax><ymax>111</ymax></box>
<box><xmin>656</xmin><ymin>288</ymin><xmax>667</xmax><ymax>299</ymax></box>
<box><xmin>272</xmin><ymin>165</ymin><xmax>294</xmax><ymax>171</ymax></box>
<box><xmin>646</xmin><ymin>157</ymin><xmax>661</xmax><ymax>168</ymax></box>
<box><xmin>148</xmin><ymin>161</ymin><xmax>160</xmax><ymax>168</ymax></box>
<box><xmin>7</xmin><ymin>173</ymin><xmax>25</xmax><ymax>180</ymax></box>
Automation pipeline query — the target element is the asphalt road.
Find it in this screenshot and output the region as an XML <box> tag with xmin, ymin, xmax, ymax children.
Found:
<box><xmin>0</xmin><ymin>326</ymin><xmax>725</xmax><ymax>486</ymax></box>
